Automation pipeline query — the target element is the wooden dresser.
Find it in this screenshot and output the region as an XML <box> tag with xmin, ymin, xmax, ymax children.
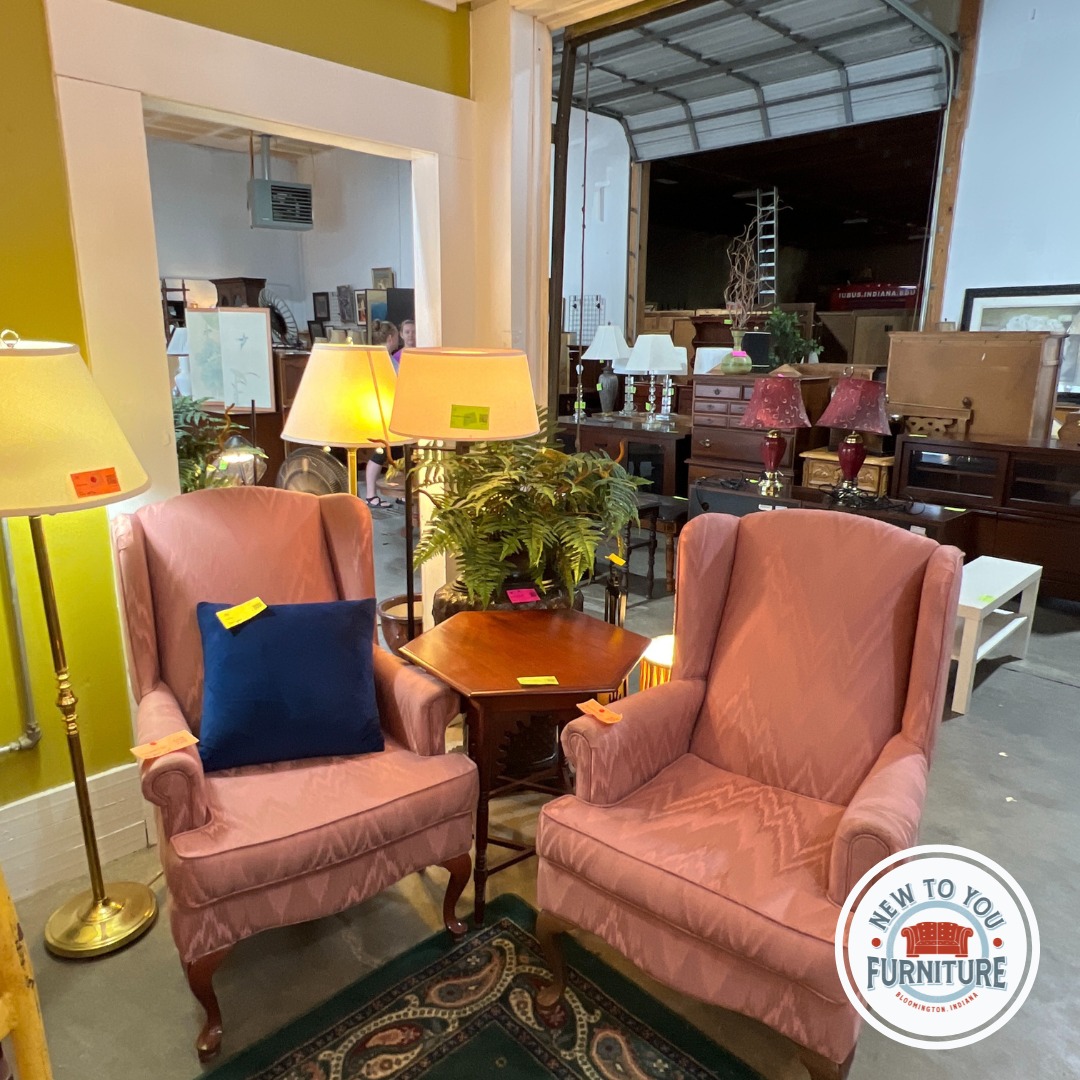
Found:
<box><xmin>688</xmin><ymin>374</ymin><xmax>831</xmax><ymax>485</ymax></box>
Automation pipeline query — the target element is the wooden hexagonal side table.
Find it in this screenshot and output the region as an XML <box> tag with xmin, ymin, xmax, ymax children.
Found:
<box><xmin>402</xmin><ymin>610</ymin><xmax>650</xmax><ymax>924</ymax></box>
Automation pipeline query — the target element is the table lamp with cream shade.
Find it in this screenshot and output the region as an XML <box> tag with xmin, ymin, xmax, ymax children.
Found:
<box><xmin>0</xmin><ymin>332</ymin><xmax>157</xmax><ymax>957</ymax></box>
<box><xmin>389</xmin><ymin>347</ymin><xmax>541</xmax><ymax>640</ymax></box>
<box><xmin>281</xmin><ymin>342</ymin><xmax>408</xmax><ymax>496</ymax></box>
<box><xmin>620</xmin><ymin>334</ymin><xmax>678</xmax><ymax>426</ymax></box>
<box><xmin>582</xmin><ymin>324</ymin><xmax>630</xmax><ymax>415</ymax></box>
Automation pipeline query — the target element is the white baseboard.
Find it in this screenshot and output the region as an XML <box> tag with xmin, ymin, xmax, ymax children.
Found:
<box><xmin>0</xmin><ymin>762</ymin><xmax>153</xmax><ymax>901</ymax></box>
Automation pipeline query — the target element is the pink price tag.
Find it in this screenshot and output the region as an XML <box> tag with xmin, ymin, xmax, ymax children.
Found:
<box><xmin>506</xmin><ymin>588</ymin><xmax>541</xmax><ymax>604</ymax></box>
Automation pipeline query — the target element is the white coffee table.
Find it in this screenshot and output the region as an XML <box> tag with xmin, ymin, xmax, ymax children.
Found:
<box><xmin>951</xmin><ymin>556</ymin><xmax>1042</xmax><ymax>714</ymax></box>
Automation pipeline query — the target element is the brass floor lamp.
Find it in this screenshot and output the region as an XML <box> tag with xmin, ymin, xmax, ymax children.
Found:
<box><xmin>1</xmin><ymin>334</ymin><xmax>156</xmax><ymax>957</ymax></box>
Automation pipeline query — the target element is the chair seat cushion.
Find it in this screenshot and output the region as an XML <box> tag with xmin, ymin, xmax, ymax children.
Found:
<box><xmin>537</xmin><ymin>753</ymin><xmax>846</xmax><ymax>1001</ymax></box>
<box><xmin>168</xmin><ymin>737</ymin><xmax>477</xmax><ymax>908</ymax></box>
<box><xmin>196</xmin><ymin>599</ymin><xmax>382</xmax><ymax>772</ymax></box>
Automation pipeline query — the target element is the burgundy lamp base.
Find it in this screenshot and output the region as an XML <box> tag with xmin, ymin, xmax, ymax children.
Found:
<box><xmin>837</xmin><ymin>432</ymin><xmax>867</xmax><ymax>492</ymax></box>
<box><xmin>759</xmin><ymin>429</ymin><xmax>787</xmax><ymax>496</ymax></box>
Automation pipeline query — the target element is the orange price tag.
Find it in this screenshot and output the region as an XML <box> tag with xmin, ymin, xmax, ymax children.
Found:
<box><xmin>578</xmin><ymin>698</ymin><xmax>622</xmax><ymax>724</ymax></box>
<box><xmin>70</xmin><ymin>468</ymin><xmax>121</xmax><ymax>498</ymax></box>
<box><xmin>131</xmin><ymin>730</ymin><xmax>198</xmax><ymax>760</ymax></box>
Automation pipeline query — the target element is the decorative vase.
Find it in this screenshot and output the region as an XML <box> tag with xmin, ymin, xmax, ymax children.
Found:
<box><xmin>377</xmin><ymin>595</ymin><xmax>424</xmax><ymax>658</ymax></box>
<box><xmin>597</xmin><ymin>361</ymin><xmax>619</xmax><ymax>414</ymax></box>
<box><xmin>721</xmin><ymin>329</ymin><xmax>753</xmax><ymax>374</ymax></box>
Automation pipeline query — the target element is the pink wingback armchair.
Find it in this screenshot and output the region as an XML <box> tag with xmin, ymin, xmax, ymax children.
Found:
<box><xmin>535</xmin><ymin>510</ymin><xmax>962</xmax><ymax>1080</ymax></box>
<box><xmin>112</xmin><ymin>487</ymin><xmax>477</xmax><ymax>1061</ymax></box>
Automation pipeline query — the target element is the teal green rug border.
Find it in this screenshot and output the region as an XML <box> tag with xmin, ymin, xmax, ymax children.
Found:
<box><xmin>200</xmin><ymin>893</ymin><xmax>762</xmax><ymax>1079</ymax></box>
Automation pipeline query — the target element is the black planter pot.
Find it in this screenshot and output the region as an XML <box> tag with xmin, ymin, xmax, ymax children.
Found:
<box><xmin>432</xmin><ymin>577</ymin><xmax>584</xmax><ymax>777</ymax></box>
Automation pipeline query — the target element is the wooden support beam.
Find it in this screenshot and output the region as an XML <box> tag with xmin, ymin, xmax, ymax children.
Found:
<box><xmin>626</xmin><ymin>161</ymin><xmax>650</xmax><ymax>339</ymax></box>
<box><xmin>923</xmin><ymin>0</ymin><xmax>983</xmax><ymax>329</ymax></box>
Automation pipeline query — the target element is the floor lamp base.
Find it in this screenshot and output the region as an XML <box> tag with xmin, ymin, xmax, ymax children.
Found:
<box><xmin>44</xmin><ymin>881</ymin><xmax>157</xmax><ymax>959</ymax></box>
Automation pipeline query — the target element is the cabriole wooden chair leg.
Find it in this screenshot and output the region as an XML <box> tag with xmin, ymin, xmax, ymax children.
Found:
<box><xmin>535</xmin><ymin>909</ymin><xmax>575</xmax><ymax>1007</ymax></box>
<box><xmin>439</xmin><ymin>853</ymin><xmax>471</xmax><ymax>939</ymax></box>
<box><xmin>797</xmin><ymin>1044</ymin><xmax>854</xmax><ymax>1080</ymax></box>
<box><xmin>185</xmin><ymin>945</ymin><xmax>233</xmax><ymax>1063</ymax></box>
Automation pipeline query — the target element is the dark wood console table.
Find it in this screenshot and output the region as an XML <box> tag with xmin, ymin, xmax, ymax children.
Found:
<box><xmin>893</xmin><ymin>433</ymin><xmax>1080</xmax><ymax>600</ymax></box>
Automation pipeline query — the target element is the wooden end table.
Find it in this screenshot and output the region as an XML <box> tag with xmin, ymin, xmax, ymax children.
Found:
<box><xmin>401</xmin><ymin>609</ymin><xmax>650</xmax><ymax>925</ymax></box>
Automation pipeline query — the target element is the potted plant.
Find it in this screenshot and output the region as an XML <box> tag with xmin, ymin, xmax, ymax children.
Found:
<box><xmin>411</xmin><ymin>415</ymin><xmax>646</xmax><ymax>622</ymax></box>
<box><xmin>173</xmin><ymin>396</ymin><xmax>264</xmax><ymax>492</ymax></box>
<box><xmin>765</xmin><ymin>308</ymin><xmax>815</xmax><ymax>369</ymax></box>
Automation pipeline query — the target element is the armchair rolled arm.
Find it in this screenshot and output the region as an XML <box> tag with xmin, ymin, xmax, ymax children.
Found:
<box><xmin>563</xmin><ymin>678</ymin><xmax>704</xmax><ymax>806</ymax></box>
<box><xmin>373</xmin><ymin>645</ymin><xmax>461</xmax><ymax>756</ymax></box>
<box><xmin>828</xmin><ymin>734</ymin><xmax>928</xmax><ymax>905</ymax></box>
<box><xmin>136</xmin><ymin>685</ymin><xmax>209</xmax><ymax>839</ymax></box>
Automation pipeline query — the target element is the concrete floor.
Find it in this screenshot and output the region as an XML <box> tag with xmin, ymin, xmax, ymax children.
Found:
<box><xmin>10</xmin><ymin>509</ymin><xmax>1080</xmax><ymax>1079</ymax></box>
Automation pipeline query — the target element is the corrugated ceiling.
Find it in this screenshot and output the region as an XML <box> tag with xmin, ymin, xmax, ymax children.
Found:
<box><xmin>553</xmin><ymin>0</ymin><xmax>958</xmax><ymax>160</ymax></box>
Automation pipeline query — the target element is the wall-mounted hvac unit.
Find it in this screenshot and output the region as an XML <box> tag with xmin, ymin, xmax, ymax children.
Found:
<box><xmin>249</xmin><ymin>135</ymin><xmax>313</xmax><ymax>231</ymax></box>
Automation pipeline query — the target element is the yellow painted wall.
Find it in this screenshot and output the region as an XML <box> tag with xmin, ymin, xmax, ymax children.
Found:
<box><xmin>1</xmin><ymin>0</ymin><xmax>472</xmax><ymax>807</ymax></box>
<box><xmin>114</xmin><ymin>0</ymin><xmax>471</xmax><ymax>97</ymax></box>
<box><xmin>0</xmin><ymin>0</ymin><xmax>139</xmax><ymax>806</ymax></box>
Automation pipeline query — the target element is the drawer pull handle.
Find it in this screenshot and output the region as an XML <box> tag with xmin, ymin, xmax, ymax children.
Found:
<box><xmin>702</xmin><ymin>438</ymin><xmax>711</xmax><ymax>448</ymax></box>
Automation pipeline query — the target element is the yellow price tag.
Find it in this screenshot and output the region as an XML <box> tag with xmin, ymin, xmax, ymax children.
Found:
<box><xmin>607</xmin><ymin>553</ymin><xmax>626</xmax><ymax>566</ymax></box>
<box><xmin>131</xmin><ymin>730</ymin><xmax>198</xmax><ymax>760</ymax></box>
<box><xmin>517</xmin><ymin>676</ymin><xmax>559</xmax><ymax>686</ymax></box>
<box><xmin>449</xmin><ymin>405</ymin><xmax>491</xmax><ymax>431</ymax></box>
<box><xmin>216</xmin><ymin>597</ymin><xmax>267</xmax><ymax>629</ymax></box>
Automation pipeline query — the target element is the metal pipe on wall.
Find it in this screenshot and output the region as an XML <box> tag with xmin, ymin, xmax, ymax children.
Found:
<box><xmin>0</xmin><ymin>521</ymin><xmax>43</xmax><ymax>758</ymax></box>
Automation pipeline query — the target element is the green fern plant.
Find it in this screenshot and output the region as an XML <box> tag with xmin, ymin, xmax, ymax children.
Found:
<box><xmin>412</xmin><ymin>412</ymin><xmax>647</xmax><ymax>607</ymax></box>
<box><xmin>172</xmin><ymin>395</ymin><xmax>232</xmax><ymax>493</ymax></box>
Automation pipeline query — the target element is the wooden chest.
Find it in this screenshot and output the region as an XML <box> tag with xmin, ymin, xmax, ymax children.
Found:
<box><xmin>799</xmin><ymin>447</ymin><xmax>893</xmax><ymax>495</ymax></box>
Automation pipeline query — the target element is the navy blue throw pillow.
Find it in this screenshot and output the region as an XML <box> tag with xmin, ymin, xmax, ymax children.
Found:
<box><xmin>196</xmin><ymin>599</ymin><xmax>383</xmax><ymax>772</ymax></box>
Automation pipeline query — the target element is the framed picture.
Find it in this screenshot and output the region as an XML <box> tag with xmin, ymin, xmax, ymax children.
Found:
<box><xmin>371</xmin><ymin>267</ymin><xmax>395</xmax><ymax>290</ymax></box>
<box><xmin>186</xmin><ymin>308</ymin><xmax>275</xmax><ymax>408</ymax></box>
<box><xmin>312</xmin><ymin>292</ymin><xmax>331</xmax><ymax>321</ymax></box>
<box><xmin>961</xmin><ymin>284</ymin><xmax>1080</xmax><ymax>395</ymax></box>
<box><xmin>961</xmin><ymin>284</ymin><xmax>1080</xmax><ymax>333</ymax></box>
<box><xmin>366</xmin><ymin>289</ymin><xmax>388</xmax><ymax>325</ymax></box>
<box><xmin>307</xmin><ymin>320</ymin><xmax>326</xmax><ymax>342</ymax></box>
<box><xmin>354</xmin><ymin>290</ymin><xmax>368</xmax><ymax>325</ymax></box>
<box><xmin>336</xmin><ymin>285</ymin><xmax>357</xmax><ymax>324</ymax></box>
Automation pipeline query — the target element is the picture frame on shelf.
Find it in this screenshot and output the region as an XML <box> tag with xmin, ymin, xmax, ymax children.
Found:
<box><xmin>354</xmin><ymin>290</ymin><xmax>368</xmax><ymax>325</ymax></box>
<box><xmin>961</xmin><ymin>284</ymin><xmax>1080</xmax><ymax>395</ymax></box>
<box><xmin>371</xmin><ymin>267</ymin><xmax>395</xmax><ymax>290</ymax></box>
<box><xmin>312</xmin><ymin>292</ymin><xmax>331</xmax><ymax>321</ymax></box>
<box><xmin>307</xmin><ymin>320</ymin><xmax>326</xmax><ymax>342</ymax></box>
<box><xmin>336</xmin><ymin>285</ymin><xmax>357</xmax><ymax>324</ymax></box>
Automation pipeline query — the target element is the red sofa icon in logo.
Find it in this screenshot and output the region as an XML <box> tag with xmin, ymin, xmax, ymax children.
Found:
<box><xmin>901</xmin><ymin>921</ymin><xmax>974</xmax><ymax>957</ymax></box>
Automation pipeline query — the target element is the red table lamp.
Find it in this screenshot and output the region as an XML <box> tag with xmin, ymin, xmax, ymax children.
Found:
<box><xmin>738</xmin><ymin>376</ymin><xmax>811</xmax><ymax>496</ymax></box>
<box><xmin>817</xmin><ymin>377</ymin><xmax>891</xmax><ymax>494</ymax></box>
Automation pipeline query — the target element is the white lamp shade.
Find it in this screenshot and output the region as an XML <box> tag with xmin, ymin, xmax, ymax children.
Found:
<box><xmin>282</xmin><ymin>343</ymin><xmax>407</xmax><ymax>449</ymax></box>
<box><xmin>0</xmin><ymin>340</ymin><xmax>149</xmax><ymax>517</ymax></box>
<box><xmin>617</xmin><ymin>333</ymin><xmax>676</xmax><ymax>374</ymax></box>
<box><xmin>166</xmin><ymin>327</ymin><xmax>189</xmax><ymax>356</ymax></box>
<box><xmin>693</xmin><ymin>347</ymin><xmax>732</xmax><ymax>375</ymax></box>
<box><xmin>389</xmin><ymin>348</ymin><xmax>540</xmax><ymax>441</ymax></box>
<box><xmin>582</xmin><ymin>324</ymin><xmax>630</xmax><ymax>363</ymax></box>
<box><xmin>661</xmin><ymin>346</ymin><xmax>689</xmax><ymax>377</ymax></box>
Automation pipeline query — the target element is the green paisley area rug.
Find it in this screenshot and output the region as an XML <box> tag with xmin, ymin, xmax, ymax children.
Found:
<box><xmin>203</xmin><ymin>894</ymin><xmax>763</xmax><ymax>1080</ymax></box>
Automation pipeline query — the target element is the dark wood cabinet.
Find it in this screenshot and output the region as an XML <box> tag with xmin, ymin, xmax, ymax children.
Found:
<box><xmin>688</xmin><ymin>374</ymin><xmax>831</xmax><ymax>486</ymax></box>
<box><xmin>894</xmin><ymin>433</ymin><xmax>1080</xmax><ymax>600</ymax></box>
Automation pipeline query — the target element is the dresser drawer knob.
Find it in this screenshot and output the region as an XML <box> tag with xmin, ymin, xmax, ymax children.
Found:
<box><xmin>701</xmin><ymin>438</ymin><xmax>711</xmax><ymax>448</ymax></box>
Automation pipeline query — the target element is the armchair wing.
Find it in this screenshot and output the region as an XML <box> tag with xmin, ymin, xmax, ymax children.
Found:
<box><xmin>562</xmin><ymin>679</ymin><xmax>703</xmax><ymax>805</ymax></box>
<box><xmin>136</xmin><ymin>684</ymin><xmax>209</xmax><ymax>839</ymax></box>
